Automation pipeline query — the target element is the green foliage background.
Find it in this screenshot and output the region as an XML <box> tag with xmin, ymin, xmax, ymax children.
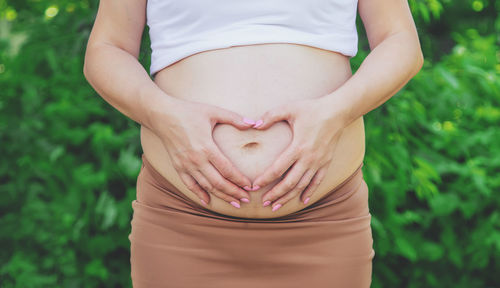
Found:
<box><xmin>0</xmin><ymin>0</ymin><xmax>498</xmax><ymax>287</ymax></box>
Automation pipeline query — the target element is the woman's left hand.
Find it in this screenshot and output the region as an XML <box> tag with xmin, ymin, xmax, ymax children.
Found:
<box><xmin>251</xmin><ymin>97</ymin><xmax>347</xmax><ymax>211</ymax></box>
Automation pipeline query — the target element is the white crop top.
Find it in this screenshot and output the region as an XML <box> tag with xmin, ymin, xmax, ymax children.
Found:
<box><xmin>146</xmin><ymin>0</ymin><xmax>359</xmax><ymax>76</ymax></box>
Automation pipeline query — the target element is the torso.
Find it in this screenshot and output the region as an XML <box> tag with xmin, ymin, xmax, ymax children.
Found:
<box><xmin>141</xmin><ymin>43</ymin><xmax>365</xmax><ymax>219</ymax></box>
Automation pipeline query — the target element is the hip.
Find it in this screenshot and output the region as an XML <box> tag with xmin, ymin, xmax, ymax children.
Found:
<box><xmin>130</xmin><ymin>152</ymin><xmax>374</xmax><ymax>287</ymax></box>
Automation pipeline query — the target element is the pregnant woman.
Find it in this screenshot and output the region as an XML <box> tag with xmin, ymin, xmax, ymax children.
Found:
<box><xmin>84</xmin><ymin>0</ymin><xmax>423</xmax><ymax>287</ymax></box>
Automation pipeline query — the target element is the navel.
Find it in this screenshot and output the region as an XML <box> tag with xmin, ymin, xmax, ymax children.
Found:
<box><xmin>241</xmin><ymin>141</ymin><xmax>260</xmax><ymax>149</ymax></box>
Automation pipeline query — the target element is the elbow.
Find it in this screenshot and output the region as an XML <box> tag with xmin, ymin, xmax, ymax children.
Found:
<box><xmin>83</xmin><ymin>48</ymin><xmax>94</xmax><ymax>83</ymax></box>
<box><xmin>407</xmin><ymin>47</ymin><xmax>424</xmax><ymax>80</ymax></box>
<box><xmin>412</xmin><ymin>34</ymin><xmax>425</xmax><ymax>76</ymax></box>
<box><xmin>83</xmin><ymin>61</ymin><xmax>89</xmax><ymax>81</ymax></box>
<box><xmin>414</xmin><ymin>49</ymin><xmax>424</xmax><ymax>75</ymax></box>
<box><xmin>83</xmin><ymin>50</ymin><xmax>90</xmax><ymax>81</ymax></box>
<box><xmin>82</xmin><ymin>67</ymin><xmax>93</xmax><ymax>86</ymax></box>
<box><xmin>404</xmin><ymin>31</ymin><xmax>425</xmax><ymax>77</ymax></box>
<box><xmin>83</xmin><ymin>40</ymin><xmax>98</xmax><ymax>82</ymax></box>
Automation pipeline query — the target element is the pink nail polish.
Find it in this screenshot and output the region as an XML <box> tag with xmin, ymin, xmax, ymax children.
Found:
<box><xmin>272</xmin><ymin>204</ymin><xmax>282</xmax><ymax>212</ymax></box>
<box><xmin>230</xmin><ymin>201</ymin><xmax>241</xmax><ymax>208</ymax></box>
<box><xmin>263</xmin><ymin>200</ymin><xmax>271</xmax><ymax>207</ymax></box>
<box><xmin>201</xmin><ymin>199</ymin><xmax>207</xmax><ymax>206</ymax></box>
<box><xmin>243</xmin><ymin>117</ymin><xmax>256</xmax><ymax>125</ymax></box>
<box><xmin>304</xmin><ymin>197</ymin><xmax>310</xmax><ymax>205</ymax></box>
<box><xmin>240</xmin><ymin>197</ymin><xmax>250</xmax><ymax>203</ymax></box>
<box><xmin>251</xmin><ymin>185</ymin><xmax>260</xmax><ymax>191</ymax></box>
<box><xmin>253</xmin><ymin>120</ymin><xmax>263</xmax><ymax>128</ymax></box>
<box><xmin>243</xmin><ymin>185</ymin><xmax>252</xmax><ymax>191</ymax></box>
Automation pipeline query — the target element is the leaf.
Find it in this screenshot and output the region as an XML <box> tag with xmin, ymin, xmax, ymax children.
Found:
<box><xmin>429</xmin><ymin>193</ymin><xmax>460</xmax><ymax>216</ymax></box>
<box><xmin>395</xmin><ymin>237</ymin><xmax>418</xmax><ymax>262</ymax></box>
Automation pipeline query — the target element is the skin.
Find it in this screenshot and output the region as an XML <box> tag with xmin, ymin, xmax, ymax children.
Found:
<box><xmin>140</xmin><ymin>44</ymin><xmax>365</xmax><ymax>218</ymax></box>
<box><xmin>84</xmin><ymin>0</ymin><xmax>423</xmax><ymax>214</ymax></box>
<box><xmin>83</xmin><ymin>0</ymin><xmax>254</xmax><ymax>206</ymax></box>
<box><xmin>252</xmin><ymin>0</ymin><xmax>425</xmax><ymax>210</ymax></box>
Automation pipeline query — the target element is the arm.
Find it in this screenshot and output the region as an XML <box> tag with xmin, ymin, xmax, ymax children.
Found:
<box><xmin>250</xmin><ymin>0</ymin><xmax>424</xmax><ymax>211</ymax></box>
<box><xmin>83</xmin><ymin>0</ymin><xmax>254</xmax><ymax>207</ymax></box>
<box><xmin>320</xmin><ymin>0</ymin><xmax>424</xmax><ymax>125</ymax></box>
<box><xmin>83</xmin><ymin>0</ymin><xmax>170</xmax><ymax>132</ymax></box>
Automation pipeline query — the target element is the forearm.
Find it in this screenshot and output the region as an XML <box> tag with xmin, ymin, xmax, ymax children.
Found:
<box><xmin>322</xmin><ymin>31</ymin><xmax>424</xmax><ymax>126</ymax></box>
<box><xmin>83</xmin><ymin>42</ymin><xmax>177</xmax><ymax>132</ymax></box>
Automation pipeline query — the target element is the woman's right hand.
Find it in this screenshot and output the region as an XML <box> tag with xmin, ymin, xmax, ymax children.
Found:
<box><xmin>150</xmin><ymin>97</ymin><xmax>255</xmax><ymax>208</ymax></box>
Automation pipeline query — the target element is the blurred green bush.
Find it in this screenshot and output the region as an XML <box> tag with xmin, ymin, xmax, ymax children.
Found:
<box><xmin>0</xmin><ymin>0</ymin><xmax>498</xmax><ymax>287</ymax></box>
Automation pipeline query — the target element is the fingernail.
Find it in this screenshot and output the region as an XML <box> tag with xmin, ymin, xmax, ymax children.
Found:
<box><xmin>240</xmin><ymin>197</ymin><xmax>250</xmax><ymax>203</ymax></box>
<box><xmin>200</xmin><ymin>199</ymin><xmax>207</xmax><ymax>206</ymax></box>
<box><xmin>243</xmin><ymin>185</ymin><xmax>252</xmax><ymax>191</ymax></box>
<box><xmin>303</xmin><ymin>197</ymin><xmax>310</xmax><ymax>205</ymax></box>
<box><xmin>251</xmin><ymin>185</ymin><xmax>260</xmax><ymax>191</ymax></box>
<box><xmin>243</xmin><ymin>117</ymin><xmax>256</xmax><ymax>125</ymax></box>
<box><xmin>263</xmin><ymin>200</ymin><xmax>271</xmax><ymax>207</ymax></box>
<box><xmin>272</xmin><ymin>204</ymin><xmax>282</xmax><ymax>212</ymax></box>
<box><xmin>253</xmin><ymin>120</ymin><xmax>263</xmax><ymax>128</ymax></box>
<box><xmin>230</xmin><ymin>201</ymin><xmax>241</xmax><ymax>208</ymax></box>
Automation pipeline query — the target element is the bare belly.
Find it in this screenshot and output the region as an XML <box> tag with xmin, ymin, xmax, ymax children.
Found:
<box><xmin>141</xmin><ymin>43</ymin><xmax>365</xmax><ymax>218</ymax></box>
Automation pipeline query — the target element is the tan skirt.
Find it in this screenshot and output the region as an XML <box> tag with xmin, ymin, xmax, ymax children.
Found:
<box><xmin>129</xmin><ymin>153</ymin><xmax>375</xmax><ymax>288</ymax></box>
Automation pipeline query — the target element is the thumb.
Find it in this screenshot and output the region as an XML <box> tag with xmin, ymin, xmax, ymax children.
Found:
<box><xmin>253</xmin><ymin>104</ymin><xmax>293</xmax><ymax>130</ymax></box>
<box><xmin>209</xmin><ymin>106</ymin><xmax>255</xmax><ymax>130</ymax></box>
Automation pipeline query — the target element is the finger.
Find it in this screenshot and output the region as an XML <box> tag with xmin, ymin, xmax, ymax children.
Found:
<box><xmin>206</xmin><ymin>143</ymin><xmax>252</xmax><ymax>188</ymax></box>
<box><xmin>301</xmin><ymin>165</ymin><xmax>329</xmax><ymax>204</ymax></box>
<box><xmin>210</xmin><ymin>107</ymin><xmax>255</xmax><ymax>130</ymax></box>
<box><xmin>271</xmin><ymin>168</ymin><xmax>317</xmax><ymax>211</ymax></box>
<box><xmin>261</xmin><ymin>160</ymin><xmax>308</xmax><ymax>206</ymax></box>
<box><xmin>191</xmin><ymin>170</ymin><xmax>241</xmax><ymax>208</ymax></box>
<box><xmin>252</xmin><ymin>144</ymin><xmax>299</xmax><ymax>188</ymax></box>
<box><xmin>253</xmin><ymin>105</ymin><xmax>292</xmax><ymax>130</ymax></box>
<box><xmin>199</xmin><ymin>163</ymin><xmax>251</xmax><ymax>202</ymax></box>
<box><xmin>178</xmin><ymin>172</ymin><xmax>210</xmax><ymax>206</ymax></box>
